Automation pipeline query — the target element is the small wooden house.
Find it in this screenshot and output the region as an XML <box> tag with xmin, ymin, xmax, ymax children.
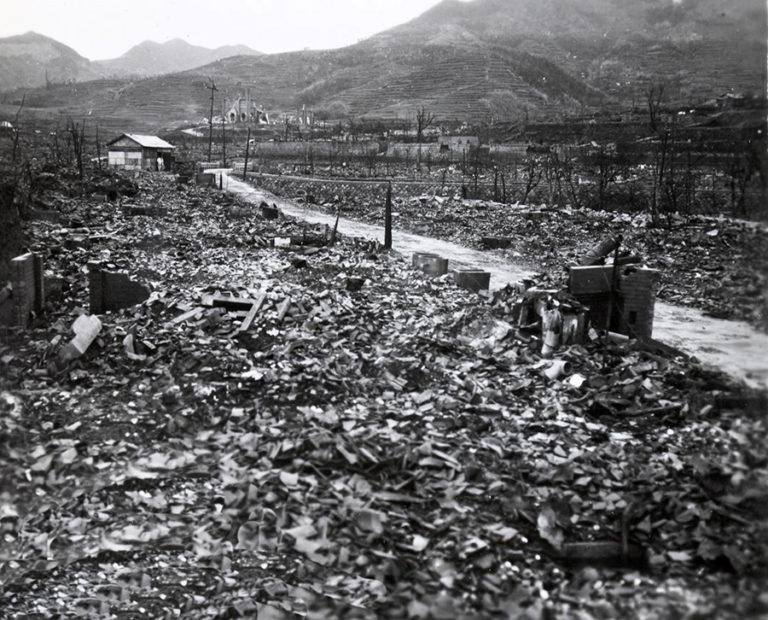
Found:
<box><xmin>106</xmin><ymin>134</ymin><xmax>175</xmax><ymax>171</ymax></box>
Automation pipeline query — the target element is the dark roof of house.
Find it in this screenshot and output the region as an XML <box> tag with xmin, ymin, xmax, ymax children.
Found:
<box><xmin>106</xmin><ymin>133</ymin><xmax>175</xmax><ymax>149</ymax></box>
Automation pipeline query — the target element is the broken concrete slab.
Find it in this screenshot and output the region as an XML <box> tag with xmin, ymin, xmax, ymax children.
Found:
<box><xmin>202</xmin><ymin>295</ymin><xmax>259</xmax><ymax>311</ymax></box>
<box><xmin>453</xmin><ymin>269</ymin><xmax>491</xmax><ymax>293</ymax></box>
<box><xmin>412</xmin><ymin>253</ymin><xmax>449</xmax><ymax>277</ymax></box>
<box><xmin>261</xmin><ymin>203</ymin><xmax>280</xmax><ymax>220</ymax></box>
<box><xmin>238</xmin><ymin>293</ymin><xmax>267</xmax><ymax>333</ymax></box>
<box><xmin>617</xmin><ymin>266</ymin><xmax>661</xmax><ymax>340</ymax></box>
<box><xmin>58</xmin><ymin>314</ymin><xmax>102</xmax><ymax>364</ymax></box>
<box><xmin>196</xmin><ymin>173</ymin><xmax>217</xmax><ymax>187</ymax></box>
<box><xmin>123</xmin><ymin>205</ymin><xmax>168</xmax><ymax>217</ymax></box>
<box><xmin>568</xmin><ymin>265</ymin><xmax>615</xmax><ymax>296</ymax></box>
<box><xmin>568</xmin><ymin>265</ymin><xmax>660</xmax><ymax>339</ymax></box>
<box><xmin>481</xmin><ymin>236</ymin><xmax>515</xmax><ymax>250</ymax></box>
<box><xmin>88</xmin><ymin>263</ymin><xmax>151</xmax><ymax>314</ymax></box>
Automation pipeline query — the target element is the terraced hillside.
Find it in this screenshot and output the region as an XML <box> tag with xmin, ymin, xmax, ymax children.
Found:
<box><xmin>2</xmin><ymin>0</ymin><xmax>764</xmax><ymax>129</ymax></box>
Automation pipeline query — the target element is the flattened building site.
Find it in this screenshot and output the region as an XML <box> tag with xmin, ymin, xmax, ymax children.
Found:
<box><xmin>1</xmin><ymin>1</ymin><xmax>767</xmax><ymax>618</ymax></box>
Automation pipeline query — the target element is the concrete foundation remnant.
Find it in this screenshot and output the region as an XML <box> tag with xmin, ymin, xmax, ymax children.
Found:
<box><xmin>89</xmin><ymin>262</ymin><xmax>151</xmax><ymax>314</ymax></box>
<box><xmin>453</xmin><ymin>268</ymin><xmax>491</xmax><ymax>293</ymax></box>
<box><xmin>412</xmin><ymin>252</ymin><xmax>449</xmax><ymax>277</ymax></box>
<box><xmin>568</xmin><ymin>265</ymin><xmax>660</xmax><ymax>339</ymax></box>
<box><xmin>8</xmin><ymin>252</ymin><xmax>44</xmax><ymax>327</ymax></box>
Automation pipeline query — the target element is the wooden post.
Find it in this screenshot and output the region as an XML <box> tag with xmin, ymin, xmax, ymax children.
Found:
<box><xmin>243</xmin><ymin>127</ymin><xmax>251</xmax><ymax>180</ymax></box>
<box><xmin>206</xmin><ymin>78</ymin><xmax>217</xmax><ymax>162</ymax></box>
<box><xmin>95</xmin><ymin>124</ymin><xmax>101</xmax><ymax>170</ymax></box>
<box><xmin>221</xmin><ymin>118</ymin><xmax>226</xmax><ymax>167</ymax></box>
<box><xmin>501</xmin><ymin>172</ymin><xmax>507</xmax><ymax>204</ymax></box>
<box><xmin>605</xmin><ymin>236</ymin><xmax>623</xmax><ymax>337</ymax></box>
<box><xmin>384</xmin><ymin>182</ymin><xmax>392</xmax><ymax>250</ymax></box>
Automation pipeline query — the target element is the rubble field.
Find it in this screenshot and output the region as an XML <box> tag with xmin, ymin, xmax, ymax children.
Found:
<box><xmin>255</xmin><ymin>175</ymin><xmax>768</xmax><ymax>332</ymax></box>
<box><xmin>1</xmin><ymin>171</ymin><xmax>767</xmax><ymax>618</ymax></box>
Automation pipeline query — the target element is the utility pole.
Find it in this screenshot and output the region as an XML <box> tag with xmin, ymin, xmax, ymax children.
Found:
<box><xmin>95</xmin><ymin>123</ymin><xmax>101</xmax><ymax>170</ymax></box>
<box><xmin>243</xmin><ymin>127</ymin><xmax>251</xmax><ymax>180</ymax></box>
<box><xmin>221</xmin><ymin>117</ymin><xmax>226</xmax><ymax>167</ymax></box>
<box><xmin>384</xmin><ymin>182</ymin><xmax>392</xmax><ymax>249</ymax></box>
<box><xmin>205</xmin><ymin>78</ymin><xmax>218</xmax><ymax>162</ymax></box>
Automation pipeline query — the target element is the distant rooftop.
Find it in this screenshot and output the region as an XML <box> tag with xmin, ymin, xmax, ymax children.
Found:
<box><xmin>108</xmin><ymin>133</ymin><xmax>175</xmax><ymax>149</ymax></box>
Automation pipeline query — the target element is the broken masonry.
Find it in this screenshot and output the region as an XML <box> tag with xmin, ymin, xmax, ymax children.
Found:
<box><xmin>88</xmin><ymin>262</ymin><xmax>151</xmax><ymax>314</ymax></box>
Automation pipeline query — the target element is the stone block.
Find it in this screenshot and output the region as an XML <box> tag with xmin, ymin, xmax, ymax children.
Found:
<box><xmin>196</xmin><ymin>173</ymin><xmax>216</xmax><ymax>187</ymax></box>
<box><xmin>89</xmin><ymin>263</ymin><xmax>150</xmax><ymax>314</ymax></box>
<box><xmin>412</xmin><ymin>252</ymin><xmax>448</xmax><ymax>277</ymax></box>
<box><xmin>568</xmin><ymin>265</ymin><xmax>614</xmax><ymax>296</ymax></box>
<box><xmin>453</xmin><ymin>269</ymin><xmax>491</xmax><ymax>292</ymax></box>
<box><xmin>45</xmin><ymin>275</ymin><xmax>64</xmax><ymax>301</ymax></box>
<box><xmin>64</xmin><ymin>235</ymin><xmax>91</xmax><ymax>250</ymax></box>
<box><xmin>9</xmin><ymin>252</ymin><xmax>44</xmax><ymax>327</ymax></box>
<box><xmin>411</xmin><ymin>252</ymin><xmax>437</xmax><ymax>267</ymax></box>
<box><xmin>568</xmin><ymin>265</ymin><xmax>660</xmax><ymax>339</ymax></box>
<box><xmin>261</xmin><ymin>204</ymin><xmax>280</xmax><ymax>220</ymax></box>
<box><xmin>481</xmin><ymin>236</ymin><xmax>514</xmax><ymax>249</ymax></box>
<box><xmin>617</xmin><ymin>267</ymin><xmax>661</xmax><ymax>340</ymax></box>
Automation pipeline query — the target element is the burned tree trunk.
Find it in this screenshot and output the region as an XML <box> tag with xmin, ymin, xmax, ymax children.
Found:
<box><xmin>384</xmin><ymin>182</ymin><xmax>392</xmax><ymax>250</ymax></box>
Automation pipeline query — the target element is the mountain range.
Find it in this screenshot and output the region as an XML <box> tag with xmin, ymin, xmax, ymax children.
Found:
<box><xmin>95</xmin><ymin>39</ymin><xmax>261</xmax><ymax>78</ymax></box>
<box><xmin>0</xmin><ymin>32</ymin><xmax>261</xmax><ymax>91</ymax></box>
<box><xmin>0</xmin><ymin>0</ymin><xmax>765</xmax><ymax>127</ymax></box>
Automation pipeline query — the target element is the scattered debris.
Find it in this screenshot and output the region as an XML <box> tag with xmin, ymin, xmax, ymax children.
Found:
<box><xmin>0</xmin><ymin>171</ymin><xmax>765</xmax><ymax>619</ymax></box>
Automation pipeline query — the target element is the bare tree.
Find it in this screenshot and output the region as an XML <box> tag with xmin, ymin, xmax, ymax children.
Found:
<box><xmin>95</xmin><ymin>124</ymin><xmax>102</xmax><ymax>170</ymax></box>
<box><xmin>521</xmin><ymin>152</ymin><xmax>543</xmax><ymax>203</ymax></box>
<box><xmin>592</xmin><ymin>145</ymin><xmax>617</xmax><ymax>210</ymax></box>
<box><xmin>67</xmin><ymin>119</ymin><xmax>85</xmax><ymax>182</ymax></box>
<box><xmin>11</xmin><ymin>95</ymin><xmax>25</xmax><ymax>165</ymax></box>
<box><xmin>415</xmin><ymin>107</ymin><xmax>435</xmax><ymax>144</ymax></box>
<box><xmin>647</xmin><ymin>84</ymin><xmax>665</xmax><ymax>134</ymax></box>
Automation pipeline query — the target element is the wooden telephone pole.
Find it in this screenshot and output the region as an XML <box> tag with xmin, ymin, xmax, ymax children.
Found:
<box><xmin>221</xmin><ymin>117</ymin><xmax>226</xmax><ymax>167</ymax></box>
<box><xmin>205</xmin><ymin>78</ymin><xmax>218</xmax><ymax>162</ymax></box>
<box><xmin>384</xmin><ymin>182</ymin><xmax>393</xmax><ymax>249</ymax></box>
<box><xmin>243</xmin><ymin>127</ymin><xmax>251</xmax><ymax>180</ymax></box>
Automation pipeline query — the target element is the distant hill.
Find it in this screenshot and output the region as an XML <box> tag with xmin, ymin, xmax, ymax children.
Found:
<box><xmin>2</xmin><ymin>0</ymin><xmax>765</xmax><ymax>128</ymax></box>
<box><xmin>0</xmin><ymin>31</ymin><xmax>103</xmax><ymax>91</ymax></box>
<box><xmin>158</xmin><ymin>0</ymin><xmax>763</xmax><ymax>121</ymax></box>
<box><xmin>368</xmin><ymin>0</ymin><xmax>767</xmax><ymax>106</ymax></box>
<box><xmin>0</xmin><ymin>33</ymin><xmax>261</xmax><ymax>92</ymax></box>
<box><xmin>95</xmin><ymin>39</ymin><xmax>262</xmax><ymax>78</ymax></box>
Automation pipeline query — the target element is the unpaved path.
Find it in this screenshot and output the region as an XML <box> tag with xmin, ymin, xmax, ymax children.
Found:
<box><xmin>217</xmin><ymin>171</ymin><xmax>768</xmax><ymax>390</ymax></box>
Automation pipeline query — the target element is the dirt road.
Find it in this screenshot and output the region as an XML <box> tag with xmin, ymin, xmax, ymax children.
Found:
<box><xmin>218</xmin><ymin>171</ymin><xmax>768</xmax><ymax>389</ymax></box>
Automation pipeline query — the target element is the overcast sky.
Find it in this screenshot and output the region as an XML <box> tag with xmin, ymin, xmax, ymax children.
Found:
<box><xmin>0</xmin><ymin>0</ymin><xmax>464</xmax><ymax>60</ymax></box>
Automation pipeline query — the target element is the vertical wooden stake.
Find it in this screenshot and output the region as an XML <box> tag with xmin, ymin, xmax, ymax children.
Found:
<box><xmin>606</xmin><ymin>235</ymin><xmax>624</xmax><ymax>338</ymax></box>
<box><xmin>221</xmin><ymin>118</ymin><xmax>226</xmax><ymax>167</ymax></box>
<box><xmin>384</xmin><ymin>182</ymin><xmax>392</xmax><ymax>250</ymax></box>
<box><xmin>206</xmin><ymin>78</ymin><xmax>217</xmax><ymax>162</ymax></box>
<box><xmin>95</xmin><ymin>124</ymin><xmax>101</xmax><ymax>170</ymax></box>
<box><xmin>243</xmin><ymin>127</ymin><xmax>251</xmax><ymax>180</ymax></box>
